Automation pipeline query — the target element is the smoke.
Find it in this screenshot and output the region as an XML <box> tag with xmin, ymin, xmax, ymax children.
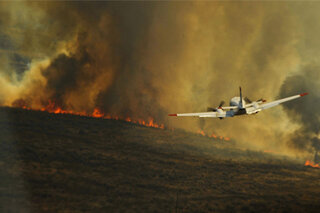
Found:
<box><xmin>1</xmin><ymin>1</ymin><xmax>319</xmax><ymax>154</ymax></box>
<box><xmin>279</xmin><ymin>65</ymin><xmax>320</xmax><ymax>153</ymax></box>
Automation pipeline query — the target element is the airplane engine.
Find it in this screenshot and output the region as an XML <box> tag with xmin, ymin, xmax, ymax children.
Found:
<box><xmin>217</xmin><ymin>108</ymin><xmax>224</xmax><ymax>114</ymax></box>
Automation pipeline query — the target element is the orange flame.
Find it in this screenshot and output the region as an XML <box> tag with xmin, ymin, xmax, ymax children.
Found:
<box><xmin>92</xmin><ymin>108</ymin><xmax>104</xmax><ymax>118</ymax></box>
<box><xmin>209</xmin><ymin>133</ymin><xmax>217</xmax><ymax>139</ymax></box>
<box><xmin>304</xmin><ymin>160</ymin><xmax>320</xmax><ymax>168</ymax></box>
<box><xmin>198</xmin><ymin>130</ymin><xmax>231</xmax><ymax>141</ymax></box>
<box><xmin>197</xmin><ymin>130</ymin><xmax>205</xmax><ymax>136</ymax></box>
<box><xmin>14</xmin><ymin>100</ymin><xmax>165</xmax><ymax>130</ymax></box>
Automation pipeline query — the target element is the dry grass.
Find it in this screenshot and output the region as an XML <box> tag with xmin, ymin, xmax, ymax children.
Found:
<box><xmin>0</xmin><ymin>107</ymin><xmax>319</xmax><ymax>212</ymax></box>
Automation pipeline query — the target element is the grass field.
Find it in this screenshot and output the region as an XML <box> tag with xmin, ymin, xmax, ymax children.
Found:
<box><xmin>0</xmin><ymin>107</ymin><xmax>319</xmax><ymax>212</ymax></box>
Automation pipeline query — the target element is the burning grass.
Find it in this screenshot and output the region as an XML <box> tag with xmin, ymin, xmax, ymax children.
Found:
<box><xmin>13</xmin><ymin>100</ymin><xmax>165</xmax><ymax>129</ymax></box>
<box><xmin>197</xmin><ymin>130</ymin><xmax>230</xmax><ymax>141</ymax></box>
<box><xmin>304</xmin><ymin>160</ymin><xmax>320</xmax><ymax>168</ymax></box>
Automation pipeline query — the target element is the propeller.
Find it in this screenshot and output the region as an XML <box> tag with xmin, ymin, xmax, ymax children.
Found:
<box><xmin>244</xmin><ymin>97</ymin><xmax>252</xmax><ymax>103</ymax></box>
<box><xmin>218</xmin><ymin>101</ymin><xmax>225</xmax><ymax>108</ymax></box>
<box><xmin>257</xmin><ymin>98</ymin><xmax>266</xmax><ymax>102</ymax></box>
<box><xmin>207</xmin><ymin>100</ymin><xmax>225</xmax><ymax>112</ymax></box>
<box><xmin>207</xmin><ymin>107</ymin><xmax>217</xmax><ymax>112</ymax></box>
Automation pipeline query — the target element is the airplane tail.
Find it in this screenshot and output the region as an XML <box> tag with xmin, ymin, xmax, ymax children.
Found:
<box><xmin>239</xmin><ymin>86</ymin><xmax>243</xmax><ymax>108</ymax></box>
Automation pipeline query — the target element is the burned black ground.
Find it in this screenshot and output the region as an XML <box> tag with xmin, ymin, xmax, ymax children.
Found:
<box><xmin>0</xmin><ymin>107</ymin><xmax>319</xmax><ymax>212</ymax></box>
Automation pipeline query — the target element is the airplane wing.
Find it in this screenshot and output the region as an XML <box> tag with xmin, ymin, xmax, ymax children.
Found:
<box><xmin>168</xmin><ymin>112</ymin><xmax>218</xmax><ymax>118</ymax></box>
<box><xmin>259</xmin><ymin>93</ymin><xmax>308</xmax><ymax>110</ymax></box>
<box><xmin>168</xmin><ymin>110</ymin><xmax>234</xmax><ymax>118</ymax></box>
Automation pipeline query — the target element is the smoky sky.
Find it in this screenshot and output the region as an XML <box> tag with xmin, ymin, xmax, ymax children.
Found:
<box><xmin>1</xmin><ymin>1</ymin><xmax>320</xmax><ymax>156</ymax></box>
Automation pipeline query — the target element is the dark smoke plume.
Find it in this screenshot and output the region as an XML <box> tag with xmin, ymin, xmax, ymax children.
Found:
<box><xmin>279</xmin><ymin>65</ymin><xmax>320</xmax><ymax>152</ymax></box>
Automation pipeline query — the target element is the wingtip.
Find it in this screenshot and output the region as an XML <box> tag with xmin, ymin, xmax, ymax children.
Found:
<box><xmin>168</xmin><ymin>114</ymin><xmax>177</xmax><ymax>116</ymax></box>
<box><xmin>300</xmin><ymin>92</ymin><xmax>308</xmax><ymax>97</ymax></box>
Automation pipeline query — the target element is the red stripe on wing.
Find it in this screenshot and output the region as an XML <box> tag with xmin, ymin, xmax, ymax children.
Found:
<box><xmin>168</xmin><ymin>114</ymin><xmax>177</xmax><ymax>116</ymax></box>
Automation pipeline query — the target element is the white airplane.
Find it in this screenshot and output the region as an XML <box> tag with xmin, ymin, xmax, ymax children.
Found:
<box><xmin>168</xmin><ymin>87</ymin><xmax>308</xmax><ymax>119</ymax></box>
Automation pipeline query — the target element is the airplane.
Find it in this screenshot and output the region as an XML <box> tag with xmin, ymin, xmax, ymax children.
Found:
<box><xmin>168</xmin><ymin>87</ymin><xmax>308</xmax><ymax>119</ymax></box>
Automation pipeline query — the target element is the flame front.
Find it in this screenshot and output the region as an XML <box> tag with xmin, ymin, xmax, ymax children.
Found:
<box><xmin>197</xmin><ymin>130</ymin><xmax>230</xmax><ymax>141</ymax></box>
<box><xmin>304</xmin><ymin>160</ymin><xmax>320</xmax><ymax>168</ymax></box>
<box><xmin>17</xmin><ymin>100</ymin><xmax>165</xmax><ymax>130</ymax></box>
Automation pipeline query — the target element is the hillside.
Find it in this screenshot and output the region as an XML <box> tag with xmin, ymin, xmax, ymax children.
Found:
<box><xmin>0</xmin><ymin>107</ymin><xmax>319</xmax><ymax>212</ymax></box>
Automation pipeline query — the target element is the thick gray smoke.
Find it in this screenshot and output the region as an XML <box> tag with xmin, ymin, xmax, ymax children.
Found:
<box><xmin>279</xmin><ymin>65</ymin><xmax>320</xmax><ymax>152</ymax></box>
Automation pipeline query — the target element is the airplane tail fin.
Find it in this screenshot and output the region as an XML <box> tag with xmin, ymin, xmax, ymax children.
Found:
<box><xmin>239</xmin><ymin>86</ymin><xmax>243</xmax><ymax>108</ymax></box>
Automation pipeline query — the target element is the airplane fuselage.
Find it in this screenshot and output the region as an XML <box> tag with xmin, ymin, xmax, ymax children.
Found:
<box><xmin>230</xmin><ymin>97</ymin><xmax>245</xmax><ymax>107</ymax></box>
<box><xmin>214</xmin><ymin>97</ymin><xmax>261</xmax><ymax>118</ymax></box>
